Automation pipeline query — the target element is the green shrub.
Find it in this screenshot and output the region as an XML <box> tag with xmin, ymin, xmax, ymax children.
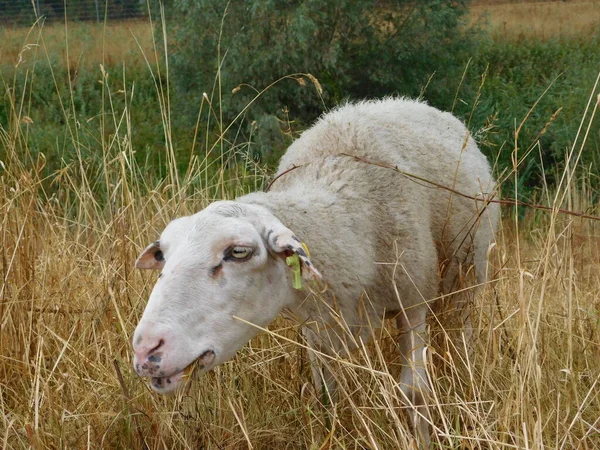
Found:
<box><xmin>455</xmin><ymin>36</ymin><xmax>600</xmax><ymax>198</ymax></box>
<box><xmin>165</xmin><ymin>0</ymin><xmax>478</xmax><ymax>160</ymax></box>
<box><xmin>0</xmin><ymin>56</ymin><xmax>172</xmax><ymax>193</ymax></box>
<box><xmin>2</xmin><ymin>7</ymin><xmax>598</xmax><ymax>202</ymax></box>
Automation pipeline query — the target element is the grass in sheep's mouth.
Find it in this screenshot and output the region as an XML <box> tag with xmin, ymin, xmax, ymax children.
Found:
<box><xmin>183</xmin><ymin>350</ymin><xmax>216</xmax><ymax>378</ymax></box>
<box><xmin>150</xmin><ymin>351</ymin><xmax>215</xmax><ymax>390</ymax></box>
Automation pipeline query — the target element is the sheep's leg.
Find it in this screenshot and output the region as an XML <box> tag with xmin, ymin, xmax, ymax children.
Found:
<box><xmin>459</xmin><ymin>289</ymin><xmax>476</xmax><ymax>356</ymax></box>
<box><xmin>440</xmin><ymin>251</ymin><xmax>478</xmax><ymax>360</ymax></box>
<box><xmin>445</xmin><ymin>259</ymin><xmax>483</xmax><ymax>361</ymax></box>
<box><xmin>458</xmin><ymin>234</ymin><xmax>493</xmax><ymax>355</ymax></box>
<box><xmin>306</xmin><ymin>346</ymin><xmax>337</xmax><ymax>407</ymax></box>
<box><xmin>443</xmin><ymin>220</ymin><xmax>493</xmax><ymax>358</ymax></box>
<box><xmin>458</xmin><ymin>228</ymin><xmax>495</xmax><ymax>358</ymax></box>
<box><xmin>303</xmin><ymin>328</ymin><xmax>337</xmax><ymax>408</ymax></box>
<box><xmin>397</xmin><ymin>307</ymin><xmax>431</xmax><ymax>449</ymax></box>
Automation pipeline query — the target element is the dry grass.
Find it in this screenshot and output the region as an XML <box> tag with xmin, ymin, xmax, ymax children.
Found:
<box><xmin>0</xmin><ymin>19</ymin><xmax>153</xmax><ymax>70</ymax></box>
<box><xmin>471</xmin><ymin>1</ymin><xmax>600</xmax><ymax>39</ymax></box>
<box><xmin>1</xmin><ymin>14</ymin><xmax>600</xmax><ymax>450</ymax></box>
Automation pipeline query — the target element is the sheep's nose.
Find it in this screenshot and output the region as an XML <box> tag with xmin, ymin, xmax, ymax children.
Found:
<box><xmin>133</xmin><ymin>335</ymin><xmax>165</xmax><ymax>375</ymax></box>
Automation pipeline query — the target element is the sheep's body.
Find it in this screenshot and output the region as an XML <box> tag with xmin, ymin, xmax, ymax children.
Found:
<box><xmin>240</xmin><ymin>98</ymin><xmax>498</xmax><ymax>445</ymax></box>
<box><xmin>132</xmin><ymin>98</ymin><xmax>498</xmax><ymax>448</ymax></box>
<box><xmin>242</xmin><ymin>97</ymin><xmax>497</xmax><ymax>346</ymax></box>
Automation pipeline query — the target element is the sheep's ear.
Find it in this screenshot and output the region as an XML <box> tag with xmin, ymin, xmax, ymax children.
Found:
<box><xmin>135</xmin><ymin>241</ymin><xmax>165</xmax><ymax>270</ymax></box>
<box><xmin>265</xmin><ymin>224</ymin><xmax>322</xmax><ymax>280</ymax></box>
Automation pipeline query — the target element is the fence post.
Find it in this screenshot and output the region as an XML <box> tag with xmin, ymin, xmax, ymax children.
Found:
<box><xmin>95</xmin><ymin>0</ymin><xmax>100</xmax><ymax>23</ymax></box>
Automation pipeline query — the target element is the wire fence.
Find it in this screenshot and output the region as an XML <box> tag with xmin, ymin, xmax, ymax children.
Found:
<box><xmin>0</xmin><ymin>1</ymin><xmax>147</xmax><ymax>27</ymax></box>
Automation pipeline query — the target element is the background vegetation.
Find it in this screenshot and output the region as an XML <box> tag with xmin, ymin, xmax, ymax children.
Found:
<box><xmin>1</xmin><ymin>1</ymin><xmax>598</xmax><ymax>198</ymax></box>
<box><xmin>165</xmin><ymin>1</ymin><xmax>479</xmax><ymax>160</ymax></box>
<box><xmin>1</xmin><ymin>0</ymin><xmax>599</xmax><ymax>448</ymax></box>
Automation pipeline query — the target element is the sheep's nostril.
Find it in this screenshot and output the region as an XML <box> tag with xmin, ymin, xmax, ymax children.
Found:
<box><xmin>149</xmin><ymin>339</ymin><xmax>164</xmax><ymax>355</ymax></box>
<box><xmin>134</xmin><ymin>337</ymin><xmax>166</xmax><ymax>368</ymax></box>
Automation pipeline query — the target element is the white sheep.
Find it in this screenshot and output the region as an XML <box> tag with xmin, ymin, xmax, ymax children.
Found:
<box><xmin>132</xmin><ymin>98</ymin><xmax>499</xmax><ymax>447</ymax></box>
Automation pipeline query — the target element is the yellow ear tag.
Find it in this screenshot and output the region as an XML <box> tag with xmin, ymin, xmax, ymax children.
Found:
<box><xmin>285</xmin><ymin>254</ymin><xmax>303</xmax><ymax>290</ymax></box>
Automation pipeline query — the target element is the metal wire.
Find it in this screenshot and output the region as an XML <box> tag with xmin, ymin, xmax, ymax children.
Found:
<box><xmin>0</xmin><ymin>1</ymin><xmax>146</xmax><ymax>26</ymax></box>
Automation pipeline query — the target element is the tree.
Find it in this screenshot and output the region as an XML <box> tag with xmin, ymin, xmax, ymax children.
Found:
<box><xmin>165</xmin><ymin>0</ymin><xmax>477</xmax><ymax>160</ymax></box>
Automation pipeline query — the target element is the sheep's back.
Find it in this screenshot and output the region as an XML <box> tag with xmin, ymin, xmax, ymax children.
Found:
<box><xmin>275</xmin><ymin>99</ymin><xmax>498</xmax><ymax>289</ymax></box>
<box><xmin>277</xmin><ymin>98</ymin><xmax>494</xmax><ymax>196</ymax></box>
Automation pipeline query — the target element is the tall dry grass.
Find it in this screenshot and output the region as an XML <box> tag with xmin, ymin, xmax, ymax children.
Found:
<box><xmin>1</xmin><ymin>14</ymin><xmax>600</xmax><ymax>450</ymax></box>
<box><xmin>0</xmin><ymin>19</ymin><xmax>153</xmax><ymax>70</ymax></box>
<box><xmin>470</xmin><ymin>0</ymin><xmax>600</xmax><ymax>39</ymax></box>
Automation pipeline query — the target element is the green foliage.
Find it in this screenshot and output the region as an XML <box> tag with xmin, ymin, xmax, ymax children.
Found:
<box><xmin>165</xmin><ymin>0</ymin><xmax>599</xmax><ymax>196</ymax></box>
<box><xmin>166</xmin><ymin>0</ymin><xmax>477</xmax><ymax>159</ymax></box>
<box><xmin>453</xmin><ymin>36</ymin><xmax>600</xmax><ymax>197</ymax></box>
<box><xmin>2</xmin><ymin>8</ymin><xmax>599</xmax><ymax>201</ymax></box>
<box><xmin>0</xmin><ymin>57</ymin><xmax>170</xmax><ymax>192</ymax></box>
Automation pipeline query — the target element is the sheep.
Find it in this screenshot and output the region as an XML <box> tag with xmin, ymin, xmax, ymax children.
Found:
<box><xmin>132</xmin><ymin>97</ymin><xmax>499</xmax><ymax>447</ymax></box>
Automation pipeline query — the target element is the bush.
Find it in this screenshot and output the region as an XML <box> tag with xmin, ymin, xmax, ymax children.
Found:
<box><xmin>165</xmin><ymin>0</ymin><xmax>478</xmax><ymax>159</ymax></box>
<box><xmin>455</xmin><ymin>36</ymin><xmax>600</xmax><ymax>198</ymax></box>
<box><xmin>0</xmin><ymin>57</ymin><xmax>169</xmax><ymax>190</ymax></box>
<box><xmin>164</xmin><ymin>0</ymin><xmax>599</xmax><ymax>197</ymax></box>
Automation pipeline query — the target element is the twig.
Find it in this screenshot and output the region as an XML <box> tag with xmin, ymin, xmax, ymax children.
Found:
<box><xmin>265</xmin><ymin>163</ymin><xmax>303</xmax><ymax>192</ymax></box>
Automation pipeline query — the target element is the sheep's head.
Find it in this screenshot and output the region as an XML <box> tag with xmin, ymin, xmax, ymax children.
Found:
<box><xmin>132</xmin><ymin>201</ymin><xmax>321</xmax><ymax>394</ymax></box>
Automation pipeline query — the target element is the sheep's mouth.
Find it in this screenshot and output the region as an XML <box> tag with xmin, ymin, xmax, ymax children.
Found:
<box><xmin>150</xmin><ymin>350</ymin><xmax>215</xmax><ymax>393</ymax></box>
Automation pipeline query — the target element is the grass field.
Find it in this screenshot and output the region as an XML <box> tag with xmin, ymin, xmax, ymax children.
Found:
<box><xmin>471</xmin><ymin>0</ymin><xmax>600</xmax><ymax>39</ymax></box>
<box><xmin>2</xmin><ymin>83</ymin><xmax>599</xmax><ymax>448</ymax></box>
<box><xmin>0</xmin><ymin>20</ymin><xmax>153</xmax><ymax>70</ymax></box>
<box><xmin>1</xmin><ymin>2</ymin><xmax>600</xmax><ymax>449</ymax></box>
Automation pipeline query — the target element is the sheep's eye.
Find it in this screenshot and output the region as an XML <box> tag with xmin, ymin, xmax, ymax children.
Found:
<box><xmin>225</xmin><ymin>246</ymin><xmax>253</xmax><ymax>261</ymax></box>
<box><xmin>154</xmin><ymin>250</ymin><xmax>164</xmax><ymax>262</ymax></box>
